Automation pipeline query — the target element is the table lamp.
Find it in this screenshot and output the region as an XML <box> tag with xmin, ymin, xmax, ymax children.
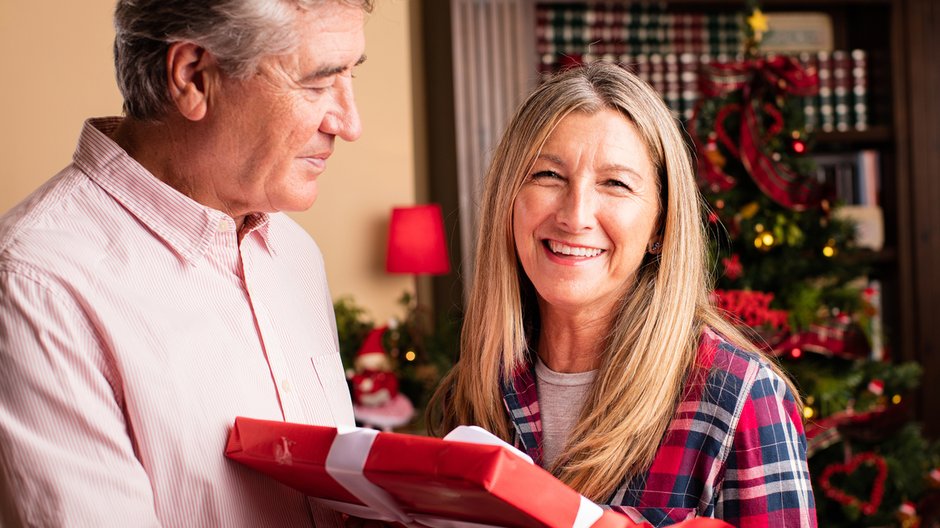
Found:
<box><xmin>385</xmin><ymin>204</ymin><xmax>450</xmax><ymax>275</ymax></box>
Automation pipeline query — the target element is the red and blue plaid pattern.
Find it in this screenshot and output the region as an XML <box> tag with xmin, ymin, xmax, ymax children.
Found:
<box><xmin>500</xmin><ymin>329</ymin><xmax>816</xmax><ymax>527</ymax></box>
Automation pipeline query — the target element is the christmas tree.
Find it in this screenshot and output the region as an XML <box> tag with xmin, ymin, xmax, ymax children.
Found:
<box><xmin>690</xmin><ymin>3</ymin><xmax>940</xmax><ymax>525</ymax></box>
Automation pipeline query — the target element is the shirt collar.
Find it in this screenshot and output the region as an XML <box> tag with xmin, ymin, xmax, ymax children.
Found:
<box><xmin>72</xmin><ymin>117</ymin><xmax>278</xmax><ymax>262</ymax></box>
<box><xmin>501</xmin><ymin>360</ymin><xmax>544</xmax><ymax>465</ymax></box>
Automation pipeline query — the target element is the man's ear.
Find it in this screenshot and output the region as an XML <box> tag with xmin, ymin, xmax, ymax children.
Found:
<box><xmin>166</xmin><ymin>42</ymin><xmax>214</xmax><ymax>121</ymax></box>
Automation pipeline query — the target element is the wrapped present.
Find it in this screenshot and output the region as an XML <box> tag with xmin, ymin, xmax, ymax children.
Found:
<box><xmin>225</xmin><ymin>417</ymin><xmax>732</xmax><ymax>528</ymax></box>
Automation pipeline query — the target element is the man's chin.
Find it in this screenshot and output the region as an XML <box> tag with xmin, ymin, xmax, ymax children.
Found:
<box><xmin>279</xmin><ymin>192</ymin><xmax>320</xmax><ymax>214</ymax></box>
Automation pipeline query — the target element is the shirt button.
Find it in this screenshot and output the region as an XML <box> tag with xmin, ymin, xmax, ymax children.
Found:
<box><xmin>281</xmin><ymin>379</ymin><xmax>292</xmax><ymax>393</ymax></box>
<box><xmin>217</xmin><ymin>219</ymin><xmax>229</xmax><ymax>232</ymax></box>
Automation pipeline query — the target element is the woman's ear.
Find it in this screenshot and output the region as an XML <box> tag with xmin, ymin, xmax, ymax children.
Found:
<box><xmin>165</xmin><ymin>42</ymin><xmax>214</xmax><ymax>121</ymax></box>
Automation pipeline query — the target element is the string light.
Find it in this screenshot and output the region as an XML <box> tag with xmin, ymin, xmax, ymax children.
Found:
<box><xmin>823</xmin><ymin>239</ymin><xmax>837</xmax><ymax>258</ymax></box>
<box><xmin>892</xmin><ymin>394</ymin><xmax>902</xmax><ymax>405</ymax></box>
<box><xmin>404</xmin><ymin>350</ymin><xmax>416</xmax><ymax>362</ymax></box>
<box><xmin>754</xmin><ymin>232</ymin><xmax>775</xmax><ymax>251</ymax></box>
<box><xmin>803</xmin><ymin>406</ymin><xmax>815</xmax><ymax>419</ymax></box>
<box><xmin>790</xmin><ymin>347</ymin><xmax>803</xmax><ymax>359</ymax></box>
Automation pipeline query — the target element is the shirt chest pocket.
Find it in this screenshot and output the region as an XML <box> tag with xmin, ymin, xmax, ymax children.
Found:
<box><xmin>309</xmin><ymin>353</ymin><xmax>355</xmax><ymax>427</ymax></box>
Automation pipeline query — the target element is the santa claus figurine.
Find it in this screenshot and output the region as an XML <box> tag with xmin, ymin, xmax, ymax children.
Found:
<box><xmin>351</xmin><ymin>326</ymin><xmax>400</xmax><ymax>407</ymax></box>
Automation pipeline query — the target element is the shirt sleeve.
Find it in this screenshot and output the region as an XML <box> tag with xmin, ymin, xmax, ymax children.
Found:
<box><xmin>715</xmin><ymin>363</ymin><xmax>818</xmax><ymax>527</ymax></box>
<box><xmin>0</xmin><ymin>268</ymin><xmax>161</xmax><ymax>527</ymax></box>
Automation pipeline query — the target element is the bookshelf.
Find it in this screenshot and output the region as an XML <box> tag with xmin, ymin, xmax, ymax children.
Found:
<box><xmin>419</xmin><ymin>0</ymin><xmax>940</xmax><ymax>435</ymax></box>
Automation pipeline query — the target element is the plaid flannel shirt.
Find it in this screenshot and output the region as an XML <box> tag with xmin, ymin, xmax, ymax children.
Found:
<box><xmin>501</xmin><ymin>328</ymin><xmax>817</xmax><ymax>527</ymax></box>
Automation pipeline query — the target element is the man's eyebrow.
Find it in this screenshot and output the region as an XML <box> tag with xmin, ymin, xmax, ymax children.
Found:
<box><xmin>301</xmin><ymin>55</ymin><xmax>367</xmax><ymax>82</ymax></box>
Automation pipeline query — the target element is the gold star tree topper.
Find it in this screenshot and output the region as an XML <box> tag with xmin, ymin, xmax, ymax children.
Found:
<box><xmin>748</xmin><ymin>8</ymin><xmax>769</xmax><ymax>42</ymax></box>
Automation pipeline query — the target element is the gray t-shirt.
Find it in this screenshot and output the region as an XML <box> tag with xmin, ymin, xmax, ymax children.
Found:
<box><xmin>534</xmin><ymin>357</ymin><xmax>598</xmax><ymax>468</ymax></box>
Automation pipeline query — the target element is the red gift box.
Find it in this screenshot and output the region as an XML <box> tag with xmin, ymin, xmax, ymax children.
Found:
<box><xmin>225</xmin><ymin>417</ymin><xmax>732</xmax><ymax>528</ymax></box>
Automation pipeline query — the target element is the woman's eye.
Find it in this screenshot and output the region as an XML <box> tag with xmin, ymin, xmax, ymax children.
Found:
<box><xmin>531</xmin><ymin>170</ymin><xmax>562</xmax><ymax>180</ymax></box>
<box><xmin>604</xmin><ymin>179</ymin><xmax>632</xmax><ymax>191</ymax></box>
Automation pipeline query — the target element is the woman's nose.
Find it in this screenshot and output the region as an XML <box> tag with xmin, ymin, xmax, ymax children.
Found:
<box><xmin>554</xmin><ymin>183</ymin><xmax>596</xmax><ymax>232</ymax></box>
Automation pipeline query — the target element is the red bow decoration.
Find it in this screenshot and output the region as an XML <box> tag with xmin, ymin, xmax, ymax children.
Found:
<box><xmin>691</xmin><ymin>55</ymin><xmax>821</xmax><ymax>211</ymax></box>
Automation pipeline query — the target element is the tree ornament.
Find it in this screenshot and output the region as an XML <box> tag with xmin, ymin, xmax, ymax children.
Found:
<box><xmin>819</xmin><ymin>452</ymin><xmax>888</xmax><ymax>516</ymax></box>
<box><xmin>896</xmin><ymin>501</ymin><xmax>921</xmax><ymax>528</ymax></box>
<box><xmin>350</xmin><ymin>326</ymin><xmax>400</xmax><ymax>407</ymax></box>
<box><xmin>792</xmin><ymin>138</ymin><xmax>807</xmax><ymax>154</ymax></box>
<box><xmin>691</xmin><ymin>55</ymin><xmax>821</xmax><ymax>210</ymax></box>
<box><xmin>722</xmin><ymin>254</ymin><xmax>744</xmax><ymax>280</ymax></box>
<box><xmin>754</xmin><ymin>231</ymin><xmax>775</xmax><ymax>251</ymax></box>
<box><xmin>928</xmin><ymin>468</ymin><xmax>940</xmax><ymax>489</ymax></box>
<box><xmin>740</xmin><ymin>201</ymin><xmax>760</xmax><ymax>219</ymax></box>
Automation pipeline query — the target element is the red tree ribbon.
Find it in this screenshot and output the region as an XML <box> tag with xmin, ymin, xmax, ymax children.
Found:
<box><xmin>692</xmin><ymin>55</ymin><xmax>821</xmax><ymax>210</ymax></box>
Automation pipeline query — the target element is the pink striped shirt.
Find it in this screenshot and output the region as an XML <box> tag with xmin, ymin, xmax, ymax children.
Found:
<box><xmin>0</xmin><ymin>117</ymin><xmax>353</xmax><ymax>526</ymax></box>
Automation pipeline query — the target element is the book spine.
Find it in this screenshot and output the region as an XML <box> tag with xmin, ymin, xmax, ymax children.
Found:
<box><xmin>851</xmin><ymin>49</ymin><xmax>869</xmax><ymax>131</ymax></box>
<box><xmin>619</xmin><ymin>53</ymin><xmax>635</xmax><ymax>75</ymax></box>
<box><xmin>868</xmin><ymin>280</ymin><xmax>884</xmax><ymax>361</ymax></box>
<box><xmin>664</xmin><ymin>52</ymin><xmax>681</xmax><ymax>118</ymax></box>
<box><xmin>832</xmin><ymin>50</ymin><xmax>852</xmax><ymax>132</ymax></box>
<box><xmin>650</xmin><ymin>53</ymin><xmax>666</xmax><ymax>96</ymax></box>
<box><xmin>679</xmin><ymin>52</ymin><xmax>700</xmax><ymax>123</ymax></box>
<box><xmin>857</xmin><ymin>149</ymin><xmax>880</xmax><ymax>207</ymax></box>
<box><xmin>635</xmin><ymin>53</ymin><xmax>651</xmax><ymax>87</ymax></box>
<box><xmin>817</xmin><ymin>50</ymin><xmax>835</xmax><ymax>132</ymax></box>
<box><xmin>799</xmin><ymin>51</ymin><xmax>819</xmax><ymax>132</ymax></box>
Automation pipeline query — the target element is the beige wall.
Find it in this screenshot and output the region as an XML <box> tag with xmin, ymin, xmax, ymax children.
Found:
<box><xmin>0</xmin><ymin>1</ymin><xmax>418</xmax><ymax>322</ymax></box>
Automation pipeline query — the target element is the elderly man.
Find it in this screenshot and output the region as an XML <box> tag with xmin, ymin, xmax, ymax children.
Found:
<box><xmin>0</xmin><ymin>0</ymin><xmax>371</xmax><ymax>525</ymax></box>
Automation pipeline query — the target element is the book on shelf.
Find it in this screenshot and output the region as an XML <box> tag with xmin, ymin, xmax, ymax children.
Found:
<box><xmin>532</xmin><ymin>4</ymin><xmax>872</xmax><ymax>132</ymax></box>
<box><xmin>832</xmin><ymin>50</ymin><xmax>852</xmax><ymax>132</ymax></box>
<box><xmin>761</xmin><ymin>12</ymin><xmax>834</xmax><ymax>53</ymax></box>
<box><xmin>816</xmin><ymin>50</ymin><xmax>836</xmax><ymax>132</ymax></box>
<box><xmin>799</xmin><ymin>51</ymin><xmax>820</xmax><ymax>131</ymax></box>
<box><xmin>814</xmin><ymin>149</ymin><xmax>884</xmax><ymax>251</ymax></box>
<box><xmin>535</xmin><ymin>3</ymin><xmax>742</xmax><ymax>58</ymax></box>
<box><xmin>851</xmin><ymin>49</ymin><xmax>869</xmax><ymax>131</ymax></box>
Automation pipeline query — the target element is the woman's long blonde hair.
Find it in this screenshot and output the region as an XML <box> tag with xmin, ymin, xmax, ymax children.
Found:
<box><xmin>427</xmin><ymin>62</ymin><xmax>797</xmax><ymax>502</ymax></box>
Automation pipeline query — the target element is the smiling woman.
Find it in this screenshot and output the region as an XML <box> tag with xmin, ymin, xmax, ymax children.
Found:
<box><xmin>512</xmin><ymin>109</ymin><xmax>661</xmax><ymax>351</ymax></box>
<box><xmin>427</xmin><ymin>62</ymin><xmax>818</xmax><ymax>527</ymax></box>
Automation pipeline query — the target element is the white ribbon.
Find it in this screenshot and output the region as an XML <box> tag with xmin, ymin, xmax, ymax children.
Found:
<box><xmin>320</xmin><ymin>425</ymin><xmax>603</xmax><ymax>528</ymax></box>
<box><xmin>323</xmin><ymin>427</ymin><xmax>415</xmax><ymax>525</ymax></box>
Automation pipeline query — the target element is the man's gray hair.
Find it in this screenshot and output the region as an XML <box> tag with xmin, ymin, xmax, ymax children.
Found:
<box><xmin>114</xmin><ymin>0</ymin><xmax>373</xmax><ymax>121</ymax></box>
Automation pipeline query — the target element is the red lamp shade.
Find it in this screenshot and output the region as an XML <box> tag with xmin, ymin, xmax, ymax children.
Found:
<box><xmin>385</xmin><ymin>204</ymin><xmax>450</xmax><ymax>275</ymax></box>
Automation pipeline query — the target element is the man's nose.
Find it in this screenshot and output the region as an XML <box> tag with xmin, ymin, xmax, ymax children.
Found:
<box><xmin>321</xmin><ymin>76</ymin><xmax>362</xmax><ymax>142</ymax></box>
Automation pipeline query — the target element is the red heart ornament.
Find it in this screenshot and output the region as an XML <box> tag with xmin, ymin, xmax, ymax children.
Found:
<box><xmin>819</xmin><ymin>452</ymin><xmax>888</xmax><ymax>516</ymax></box>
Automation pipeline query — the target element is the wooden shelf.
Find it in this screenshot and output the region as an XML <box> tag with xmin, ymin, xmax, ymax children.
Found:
<box><xmin>815</xmin><ymin>126</ymin><xmax>893</xmax><ymax>146</ymax></box>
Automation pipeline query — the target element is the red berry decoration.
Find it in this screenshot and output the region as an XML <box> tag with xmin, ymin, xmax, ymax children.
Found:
<box><xmin>819</xmin><ymin>452</ymin><xmax>888</xmax><ymax>516</ymax></box>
